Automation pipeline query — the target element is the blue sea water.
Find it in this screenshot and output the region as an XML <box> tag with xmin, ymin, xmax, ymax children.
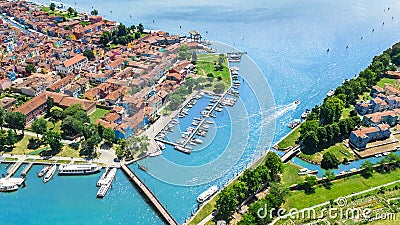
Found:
<box><xmin>3</xmin><ymin>0</ymin><xmax>400</xmax><ymax>224</ymax></box>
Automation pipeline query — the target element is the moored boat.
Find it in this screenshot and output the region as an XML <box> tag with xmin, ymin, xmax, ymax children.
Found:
<box><xmin>38</xmin><ymin>165</ymin><xmax>50</xmax><ymax>177</ymax></box>
<box><xmin>0</xmin><ymin>181</ymin><xmax>18</xmax><ymax>192</ymax></box>
<box><xmin>58</xmin><ymin>164</ymin><xmax>101</xmax><ymax>175</ymax></box>
<box><xmin>197</xmin><ymin>185</ymin><xmax>218</xmax><ymax>203</ymax></box>
<box><xmin>44</xmin><ymin>164</ymin><xmax>57</xmax><ymax>183</ymax></box>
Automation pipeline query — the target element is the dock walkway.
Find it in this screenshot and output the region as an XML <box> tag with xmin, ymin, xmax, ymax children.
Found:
<box><xmin>6</xmin><ymin>161</ymin><xmax>23</xmax><ymax>178</ymax></box>
<box><xmin>21</xmin><ymin>160</ymin><xmax>34</xmax><ymax>177</ymax></box>
<box><xmin>121</xmin><ymin>164</ymin><xmax>179</xmax><ymax>225</ymax></box>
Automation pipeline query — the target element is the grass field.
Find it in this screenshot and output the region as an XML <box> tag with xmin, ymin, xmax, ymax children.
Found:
<box><xmin>55</xmin><ymin>145</ymin><xmax>80</xmax><ymax>158</ymax></box>
<box><xmin>47</xmin><ymin>120</ymin><xmax>62</xmax><ymax>133</ymax></box>
<box><xmin>284</xmin><ymin>168</ymin><xmax>400</xmax><ymax>210</ymax></box>
<box><xmin>277</xmin><ymin>127</ymin><xmax>300</xmax><ymax>149</ymax></box>
<box><xmin>376</xmin><ymin>77</ymin><xmax>395</xmax><ymax>88</ymax></box>
<box><xmin>89</xmin><ymin>108</ymin><xmax>110</xmax><ymax>123</ymax></box>
<box><xmin>196</xmin><ymin>54</ymin><xmax>231</xmax><ymax>85</ymax></box>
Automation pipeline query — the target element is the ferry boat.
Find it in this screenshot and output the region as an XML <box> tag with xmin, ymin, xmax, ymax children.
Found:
<box><xmin>44</xmin><ymin>165</ymin><xmax>57</xmax><ymax>183</ymax></box>
<box><xmin>0</xmin><ymin>181</ymin><xmax>18</xmax><ymax>192</ymax></box>
<box><xmin>38</xmin><ymin>165</ymin><xmax>50</xmax><ymax>177</ymax></box>
<box><xmin>58</xmin><ymin>164</ymin><xmax>101</xmax><ymax>175</ymax></box>
<box><xmin>197</xmin><ymin>185</ymin><xmax>218</xmax><ymax>203</ymax></box>
<box><xmin>0</xmin><ymin>177</ymin><xmax>25</xmax><ymax>186</ymax></box>
<box><xmin>327</xmin><ymin>89</ymin><xmax>335</xmax><ymax>97</ymax></box>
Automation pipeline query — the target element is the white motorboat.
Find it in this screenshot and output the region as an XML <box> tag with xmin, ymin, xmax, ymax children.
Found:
<box><xmin>44</xmin><ymin>164</ymin><xmax>57</xmax><ymax>183</ymax></box>
<box><xmin>197</xmin><ymin>185</ymin><xmax>218</xmax><ymax>203</ymax></box>
<box><xmin>38</xmin><ymin>165</ymin><xmax>50</xmax><ymax>177</ymax></box>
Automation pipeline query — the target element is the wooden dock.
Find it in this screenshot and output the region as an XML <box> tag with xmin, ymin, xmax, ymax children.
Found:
<box><xmin>6</xmin><ymin>161</ymin><xmax>23</xmax><ymax>178</ymax></box>
<box><xmin>21</xmin><ymin>160</ymin><xmax>34</xmax><ymax>177</ymax></box>
<box><xmin>121</xmin><ymin>164</ymin><xmax>179</xmax><ymax>225</ymax></box>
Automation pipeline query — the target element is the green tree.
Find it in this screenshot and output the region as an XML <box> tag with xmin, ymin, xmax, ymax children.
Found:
<box><xmin>90</xmin><ymin>9</ymin><xmax>98</xmax><ymax>15</ymax></box>
<box><xmin>138</xmin><ymin>23</ymin><xmax>144</xmax><ymax>33</ymax></box>
<box><xmin>44</xmin><ymin>130</ymin><xmax>63</xmax><ymax>153</ymax></box>
<box><xmin>216</xmin><ymin>187</ymin><xmax>239</xmax><ymax>221</ymax></box>
<box><xmin>50</xmin><ymin>106</ymin><xmax>63</xmax><ymax>120</ymax></box>
<box><xmin>83</xmin><ymin>50</ymin><xmax>95</xmax><ymax>61</ymax></box>
<box><xmin>320</xmin><ymin>96</ymin><xmax>344</xmax><ymax>125</ymax></box>
<box><xmin>302</xmin><ymin>131</ymin><xmax>319</xmax><ymax>151</ymax></box>
<box><xmin>46</xmin><ymin>97</ymin><xmax>54</xmax><ymax>115</ymax></box>
<box><xmin>25</xmin><ymin>63</ymin><xmax>36</xmax><ymax>75</ymax></box>
<box><xmin>102</xmin><ymin>128</ymin><xmax>115</xmax><ymax>143</ymax></box>
<box><xmin>237</xmin><ymin>214</ymin><xmax>256</xmax><ymax>225</ymax></box>
<box><xmin>266</xmin><ymin>182</ymin><xmax>288</xmax><ymax>209</ymax></box>
<box><xmin>184</xmin><ymin>78</ymin><xmax>195</xmax><ymax>93</ymax></box>
<box><xmin>67</xmin><ymin>7</ymin><xmax>74</xmax><ymax>15</ymax></box>
<box><xmin>361</xmin><ymin>160</ymin><xmax>374</xmax><ymax>178</ymax></box>
<box><xmin>303</xmin><ymin>175</ymin><xmax>318</xmax><ymax>194</ymax></box>
<box><xmin>191</xmin><ymin>51</ymin><xmax>197</xmax><ymax>64</ymax></box>
<box><xmin>323</xmin><ymin>170</ymin><xmax>335</xmax><ymax>188</ymax></box>
<box><xmin>5</xmin><ymin>112</ymin><xmax>26</xmax><ymax>134</ymax></box>
<box><xmin>0</xmin><ymin>107</ymin><xmax>5</xmax><ymax>129</ymax></box>
<box><xmin>321</xmin><ymin>152</ymin><xmax>340</xmax><ymax>169</ymax></box>
<box><xmin>213</xmin><ymin>82</ymin><xmax>225</xmax><ymax>94</ymax></box>
<box><xmin>100</xmin><ymin>31</ymin><xmax>111</xmax><ymax>47</ymax></box>
<box><xmin>178</xmin><ymin>45</ymin><xmax>191</xmax><ymax>60</ymax></box>
<box><xmin>49</xmin><ymin>3</ymin><xmax>56</xmax><ymax>11</ymax></box>
<box><xmin>248</xmin><ymin>198</ymin><xmax>271</xmax><ymax>224</ymax></box>
<box><xmin>31</xmin><ymin>118</ymin><xmax>47</xmax><ymax>138</ymax></box>
<box><xmin>264</xmin><ymin>151</ymin><xmax>283</xmax><ymax>182</ymax></box>
<box><xmin>6</xmin><ymin>129</ymin><xmax>17</xmax><ymax>147</ymax></box>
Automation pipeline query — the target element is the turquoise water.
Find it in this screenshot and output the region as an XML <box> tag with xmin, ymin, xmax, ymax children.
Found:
<box><xmin>3</xmin><ymin>0</ymin><xmax>400</xmax><ymax>224</ymax></box>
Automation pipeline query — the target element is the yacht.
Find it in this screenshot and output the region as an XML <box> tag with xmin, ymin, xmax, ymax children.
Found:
<box><xmin>294</xmin><ymin>100</ymin><xmax>300</xmax><ymax>105</ymax></box>
<box><xmin>0</xmin><ymin>181</ymin><xmax>18</xmax><ymax>192</ymax></box>
<box><xmin>38</xmin><ymin>165</ymin><xmax>50</xmax><ymax>177</ymax></box>
<box><xmin>197</xmin><ymin>186</ymin><xmax>218</xmax><ymax>203</ymax></box>
<box><xmin>58</xmin><ymin>164</ymin><xmax>101</xmax><ymax>175</ymax></box>
<box><xmin>44</xmin><ymin>164</ymin><xmax>57</xmax><ymax>183</ymax></box>
<box><xmin>206</xmin><ymin>120</ymin><xmax>214</xmax><ymax>124</ymax></box>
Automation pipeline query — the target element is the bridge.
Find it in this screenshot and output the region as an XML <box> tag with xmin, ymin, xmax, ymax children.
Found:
<box><xmin>281</xmin><ymin>145</ymin><xmax>301</xmax><ymax>163</ymax></box>
<box><xmin>121</xmin><ymin>164</ymin><xmax>179</xmax><ymax>225</ymax></box>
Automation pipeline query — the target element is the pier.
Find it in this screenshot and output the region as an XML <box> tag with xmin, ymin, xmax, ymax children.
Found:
<box><xmin>97</xmin><ymin>167</ymin><xmax>117</xmax><ymax>198</ymax></box>
<box><xmin>6</xmin><ymin>161</ymin><xmax>23</xmax><ymax>178</ymax></box>
<box><xmin>281</xmin><ymin>145</ymin><xmax>301</xmax><ymax>163</ymax></box>
<box><xmin>121</xmin><ymin>164</ymin><xmax>179</xmax><ymax>225</ymax></box>
<box><xmin>21</xmin><ymin>160</ymin><xmax>34</xmax><ymax>177</ymax></box>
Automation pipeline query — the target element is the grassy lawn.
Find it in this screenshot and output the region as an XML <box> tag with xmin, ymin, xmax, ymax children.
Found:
<box><xmin>0</xmin><ymin>134</ymin><xmax>46</xmax><ymax>155</ymax></box>
<box><xmin>196</xmin><ymin>54</ymin><xmax>231</xmax><ymax>85</ymax></box>
<box><xmin>300</xmin><ymin>142</ymin><xmax>354</xmax><ymax>163</ymax></box>
<box><xmin>277</xmin><ymin>127</ymin><xmax>300</xmax><ymax>149</ymax></box>
<box><xmin>281</xmin><ymin>162</ymin><xmax>305</xmax><ymax>188</ymax></box>
<box><xmin>376</xmin><ymin>77</ymin><xmax>395</xmax><ymax>88</ymax></box>
<box><xmin>89</xmin><ymin>108</ymin><xmax>110</xmax><ymax>123</ymax></box>
<box><xmin>56</xmin><ymin>160</ymin><xmax>71</xmax><ymax>164</ymax></box>
<box><xmin>340</xmin><ymin>105</ymin><xmax>354</xmax><ymax>119</ymax></box>
<box><xmin>55</xmin><ymin>145</ymin><xmax>80</xmax><ymax>158</ymax></box>
<box><xmin>284</xmin><ymin>168</ymin><xmax>400</xmax><ymax>210</ymax></box>
<box><xmin>47</xmin><ymin>120</ymin><xmax>62</xmax><ymax>133</ymax></box>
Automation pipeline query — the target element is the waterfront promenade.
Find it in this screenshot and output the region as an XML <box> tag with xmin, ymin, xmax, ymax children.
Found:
<box><xmin>120</xmin><ymin>164</ymin><xmax>179</xmax><ymax>225</ymax></box>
